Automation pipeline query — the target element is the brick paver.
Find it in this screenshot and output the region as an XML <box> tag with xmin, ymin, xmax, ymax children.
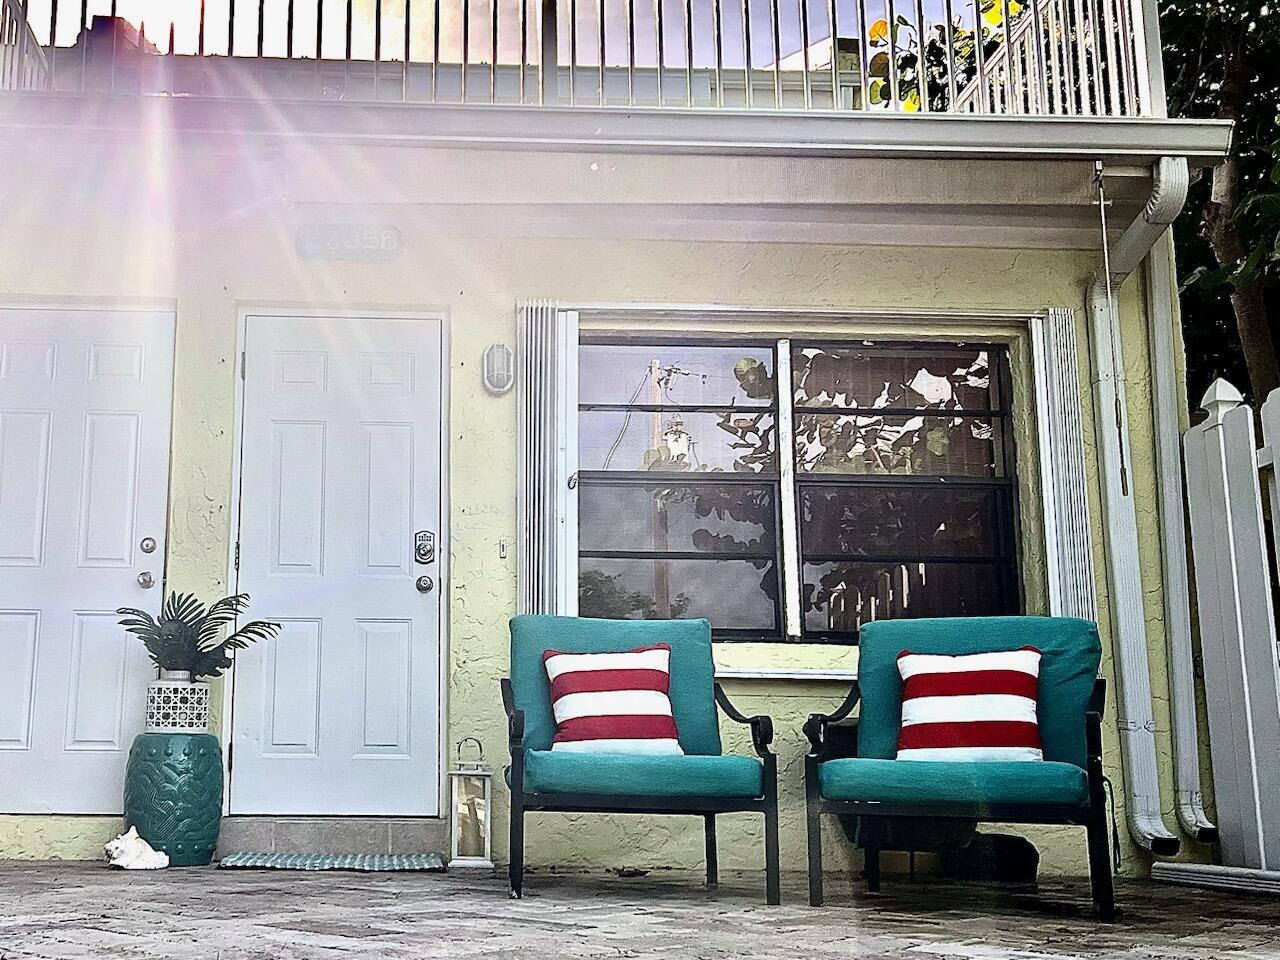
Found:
<box><xmin>1</xmin><ymin>862</ymin><xmax>1278</xmax><ymax>959</ymax></box>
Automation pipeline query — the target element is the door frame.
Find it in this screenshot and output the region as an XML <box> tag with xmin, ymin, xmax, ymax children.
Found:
<box><xmin>225</xmin><ymin>305</ymin><xmax>451</xmax><ymax>818</ymax></box>
<box><xmin>0</xmin><ymin>299</ymin><xmax>177</xmax><ymax>814</ymax></box>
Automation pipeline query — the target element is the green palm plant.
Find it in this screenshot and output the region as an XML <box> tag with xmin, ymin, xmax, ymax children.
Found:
<box><xmin>117</xmin><ymin>593</ymin><xmax>280</xmax><ymax>681</ymax></box>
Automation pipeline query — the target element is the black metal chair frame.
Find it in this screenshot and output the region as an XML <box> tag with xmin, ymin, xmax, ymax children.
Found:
<box><xmin>501</xmin><ymin>678</ymin><xmax>781</xmax><ymax>904</ymax></box>
<box><xmin>802</xmin><ymin>677</ymin><xmax>1115</xmax><ymax>921</ymax></box>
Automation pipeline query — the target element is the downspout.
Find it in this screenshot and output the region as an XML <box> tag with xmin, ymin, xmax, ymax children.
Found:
<box><xmin>1146</xmin><ymin>234</ymin><xmax>1219</xmax><ymax>842</ymax></box>
<box><xmin>1086</xmin><ymin>155</ymin><xmax>1186</xmax><ymax>856</ymax></box>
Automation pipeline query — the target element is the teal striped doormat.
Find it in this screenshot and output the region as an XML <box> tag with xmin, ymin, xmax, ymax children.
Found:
<box><xmin>218</xmin><ymin>852</ymin><xmax>446</xmax><ymax>872</ymax></box>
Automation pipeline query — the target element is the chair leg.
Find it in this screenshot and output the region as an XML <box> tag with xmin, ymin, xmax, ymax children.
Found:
<box><xmin>1086</xmin><ymin>815</ymin><xmax>1116</xmax><ymax>921</ymax></box>
<box><xmin>704</xmin><ymin>813</ymin><xmax>719</xmax><ymax>889</ymax></box>
<box><xmin>764</xmin><ymin>802</ymin><xmax>781</xmax><ymax>906</ymax></box>
<box><xmin>861</xmin><ymin>816</ymin><xmax>884</xmax><ymax>893</ymax></box>
<box><xmin>509</xmin><ymin>803</ymin><xmax>525</xmax><ymax>899</ymax></box>
<box><xmin>805</xmin><ymin>756</ymin><xmax>824</xmax><ymax>907</ymax></box>
<box><xmin>806</xmin><ymin>803</ymin><xmax>824</xmax><ymax>907</ymax></box>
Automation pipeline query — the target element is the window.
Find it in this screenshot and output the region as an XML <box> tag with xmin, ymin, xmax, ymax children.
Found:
<box><xmin>576</xmin><ymin>336</ymin><xmax>1020</xmax><ymax>642</ymax></box>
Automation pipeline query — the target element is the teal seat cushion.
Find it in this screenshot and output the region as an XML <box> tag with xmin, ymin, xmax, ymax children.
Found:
<box><xmin>519</xmin><ymin>750</ymin><xmax>765</xmax><ymax>799</ymax></box>
<box><xmin>509</xmin><ymin>615</ymin><xmax>722</xmax><ymax>755</ymax></box>
<box><xmin>857</xmin><ymin>616</ymin><xmax>1101</xmax><ymax>769</ymax></box>
<box><xmin>819</xmin><ymin>758</ymin><xmax>1089</xmax><ymax>807</ymax></box>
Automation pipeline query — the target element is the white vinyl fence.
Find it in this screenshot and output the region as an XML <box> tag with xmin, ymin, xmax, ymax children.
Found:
<box><xmin>1183</xmin><ymin>378</ymin><xmax>1280</xmax><ymax>872</ymax></box>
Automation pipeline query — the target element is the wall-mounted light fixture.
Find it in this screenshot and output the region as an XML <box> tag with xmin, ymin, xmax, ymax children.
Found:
<box><xmin>482</xmin><ymin>342</ymin><xmax>514</xmax><ymax>395</ymax></box>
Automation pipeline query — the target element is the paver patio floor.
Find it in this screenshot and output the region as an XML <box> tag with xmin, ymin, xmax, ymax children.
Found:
<box><xmin>1</xmin><ymin>862</ymin><xmax>1278</xmax><ymax>959</ymax></box>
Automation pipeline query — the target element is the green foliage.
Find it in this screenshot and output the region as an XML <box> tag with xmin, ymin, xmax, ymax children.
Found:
<box><xmin>578</xmin><ymin>569</ymin><xmax>691</xmax><ymax>620</ymax></box>
<box><xmin>117</xmin><ymin>593</ymin><xmax>280</xmax><ymax>680</ymax></box>
<box><xmin>1164</xmin><ymin>0</ymin><xmax>1280</xmax><ymax>398</ymax></box>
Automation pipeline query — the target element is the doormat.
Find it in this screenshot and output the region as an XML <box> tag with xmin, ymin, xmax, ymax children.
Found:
<box><xmin>218</xmin><ymin>852</ymin><xmax>446</xmax><ymax>872</ymax></box>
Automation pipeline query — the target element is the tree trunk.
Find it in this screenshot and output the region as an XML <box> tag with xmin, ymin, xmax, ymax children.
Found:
<box><xmin>1200</xmin><ymin>23</ymin><xmax>1280</xmax><ymax>400</ymax></box>
<box><xmin>1203</xmin><ymin>157</ymin><xmax>1280</xmax><ymax>399</ymax></box>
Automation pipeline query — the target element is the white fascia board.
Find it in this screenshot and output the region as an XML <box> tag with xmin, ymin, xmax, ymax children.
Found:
<box><xmin>0</xmin><ymin>92</ymin><xmax>1234</xmax><ymax>167</ymax></box>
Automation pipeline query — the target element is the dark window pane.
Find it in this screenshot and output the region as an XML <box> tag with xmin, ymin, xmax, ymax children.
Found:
<box><xmin>800</xmin><ymin>485</ymin><xmax>1008</xmax><ymax>560</ymax></box>
<box><xmin>792</xmin><ymin>346</ymin><xmax>998</xmax><ymax>411</ymax></box>
<box><xmin>580</xmin><ymin>410</ymin><xmax>776</xmax><ymax>473</ymax></box>
<box><xmin>580</xmin><ymin>558</ymin><xmax>779</xmax><ymax>632</ymax></box>
<box><xmin>579</xmin><ymin>482</ymin><xmax>776</xmax><ymax>556</ymax></box>
<box><xmin>803</xmin><ymin>561</ymin><xmax>1012</xmax><ymax>637</ymax></box>
<box><xmin>794</xmin><ymin>413</ymin><xmax>1005</xmax><ymax>477</ymax></box>
<box><xmin>580</xmin><ymin>343</ymin><xmax>775</xmax><ymax>407</ymax></box>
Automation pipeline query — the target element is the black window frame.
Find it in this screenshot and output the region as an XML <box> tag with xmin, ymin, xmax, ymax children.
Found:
<box><xmin>576</xmin><ymin>334</ymin><xmax>1023</xmax><ymax>644</ymax></box>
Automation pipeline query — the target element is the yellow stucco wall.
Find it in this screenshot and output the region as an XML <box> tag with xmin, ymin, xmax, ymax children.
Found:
<box><xmin>0</xmin><ymin>136</ymin><xmax>1199</xmax><ymax>878</ymax></box>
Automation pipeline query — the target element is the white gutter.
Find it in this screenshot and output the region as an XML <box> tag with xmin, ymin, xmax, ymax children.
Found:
<box><xmin>1145</xmin><ymin>234</ymin><xmax>1218</xmax><ymax>842</ymax></box>
<box><xmin>1086</xmin><ymin>155</ymin><xmax>1186</xmax><ymax>856</ymax></box>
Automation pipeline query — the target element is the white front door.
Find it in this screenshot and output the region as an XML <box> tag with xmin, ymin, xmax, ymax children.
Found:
<box><xmin>0</xmin><ymin>307</ymin><xmax>174</xmax><ymax>814</ymax></box>
<box><xmin>230</xmin><ymin>314</ymin><xmax>443</xmax><ymax>816</ymax></box>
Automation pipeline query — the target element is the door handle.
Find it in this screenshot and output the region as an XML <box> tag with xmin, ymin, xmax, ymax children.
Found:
<box><xmin>415</xmin><ymin>575</ymin><xmax>434</xmax><ymax>594</ymax></box>
<box><xmin>137</xmin><ymin>571</ymin><xmax>155</xmax><ymax>589</ymax></box>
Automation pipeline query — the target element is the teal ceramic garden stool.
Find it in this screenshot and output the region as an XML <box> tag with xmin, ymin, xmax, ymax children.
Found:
<box><xmin>124</xmin><ymin>733</ymin><xmax>223</xmax><ymax>866</ymax></box>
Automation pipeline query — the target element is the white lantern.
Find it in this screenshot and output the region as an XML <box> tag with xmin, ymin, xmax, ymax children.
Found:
<box><xmin>449</xmin><ymin>737</ymin><xmax>493</xmax><ymax>869</ymax></box>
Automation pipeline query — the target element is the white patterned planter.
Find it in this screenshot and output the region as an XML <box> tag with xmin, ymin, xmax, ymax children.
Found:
<box><xmin>145</xmin><ymin>671</ymin><xmax>211</xmax><ymax>733</ymax></box>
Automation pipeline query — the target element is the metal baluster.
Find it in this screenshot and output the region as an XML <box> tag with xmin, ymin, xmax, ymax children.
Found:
<box><xmin>999</xmin><ymin>0</ymin><xmax>1013</xmax><ymax>112</ymax></box>
<box><xmin>494</xmin><ymin>0</ymin><xmax>501</xmax><ymax>102</ymax></box>
<box><xmin>742</xmin><ymin>0</ymin><xmax>752</xmax><ymax>106</ymax></box>
<box><xmin>520</xmin><ymin>0</ymin><xmax>528</xmax><ymax>102</ymax></box>
<box><xmin>228</xmin><ymin>0</ymin><xmax>235</xmax><ymax>55</ymax></box>
<box><xmin>885</xmin><ymin>0</ymin><xmax>899</xmax><ymax>109</ymax></box>
<box><xmin>375</xmin><ymin>0</ymin><xmax>383</xmax><ymax>99</ymax></box>
<box><xmin>463</xmin><ymin>0</ymin><xmax>471</xmax><ymax>100</ymax></box>
<box><xmin>77</xmin><ymin>0</ymin><xmax>86</xmax><ymax>90</ymax></box>
<box><xmin>1028</xmin><ymin>0</ymin><xmax>1045</xmax><ymax>111</ymax></box>
<box><xmin>540</xmin><ymin>0</ymin><xmax>557</xmax><ymax>103</ymax></box>
<box><xmin>655</xmin><ymin>0</ymin><xmax>663</xmax><ymax>104</ymax></box>
<box><xmin>1099</xmin><ymin>0</ymin><xmax>1120</xmax><ymax>113</ymax></box>
<box><xmin>683</xmin><ymin>0</ymin><xmax>691</xmax><ymax>105</ymax></box>
<box><xmin>972</xmin><ymin>0</ymin><xmax>988</xmax><ymax>112</ymax></box>
<box><xmin>800</xmin><ymin>0</ymin><xmax>812</xmax><ymax>109</ymax></box>
<box><xmin>345</xmin><ymin>0</ymin><xmax>352</xmax><ymax>91</ymax></box>
<box><xmin>854</xmin><ymin>0</ymin><xmax>869</xmax><ymax>108</ymax></box>
<box><xmin>912</xmin><ymin>0</ymin><xmax>927</xmax><ymax>110</ymax></box>
<box><xmin>568</xmin><ymin>0</ymin><xmax>576</xmax><ymax>103</ymax></box>
<box><xmin>627</xmin><ymin>0</ymin><xmax>635</xmax><ymax>103</ymax></box>
<box><xmin>943</xmin><ymin>0</ymin><xmax>955</xmax><ymax>109</ymax></box>
<box><xmin>287</xmin><ymin>0</ymin><xmax>294</xmax><ymax>57</ymax></box>
<box><xmin>1045</xmin><ymin>0</ymin><xmax>1061</xmax><ymax>112</ymax></box>
<box><xmin>600</xmin><ymin>0</ymin><xmax>607</xmax><ymax>102</ymax></box>
<box><xmin>404</xmin><ymin>0</ymin><xmax>411</xmax><ymax>100</ymax></box>
<box><xmin>769</xmin><ymin>0</ymin><xmax>780</xmax><ymax>105</ymax></box>
<box><xmin>1071</xmin><ymin>0</ymin><xmax>1091</xmax><ymax>113</ymax></box>
<box><xmin>1116</xmin><ymin>0</ymin><xmax>1136</xmax><ymax>113</ymax></box>
<box><xmin>431</xmin><ymin>0</ymin><xmax>439</xmax><ymax>99</ymax></box>
<box><xmin>711</xmin><ymin>0</ymin><xmax>722</xmax><ymax>104</ymax></box>
<box><xmin>46</xmin><ymin>0</ymin><xmax>54</xmax><ymax>88</ymax></box>
<box><xmin>827</xmin><ymin>0</ymin><xmax>838</xmax><ymax>108</ymax></box>
<box><xmin>317</xmin><ymin>0</ymin><xmax>324</xmax><ymax>59</ymax></box>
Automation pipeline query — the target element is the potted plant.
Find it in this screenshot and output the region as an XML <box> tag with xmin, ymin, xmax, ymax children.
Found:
<box><xmin>114</xmin><ymin>593</ymin><xmax>278</xmax><ymax>866</ymax></box>
<box><xmin>118</xmin><ymin>593</ymin><xmax>279</xmax><ymax>733</ymax></box>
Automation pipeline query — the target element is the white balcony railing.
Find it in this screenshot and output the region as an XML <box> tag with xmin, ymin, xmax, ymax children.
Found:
<box><xmin>9</xmin><ymin>0</ymin><xmax>1151</xmax><ymax>114</ymax></box>
<box><xmin>2</xmin><ymin>0</ymin><xmax>50</xmax><ymax>89</ymax></box>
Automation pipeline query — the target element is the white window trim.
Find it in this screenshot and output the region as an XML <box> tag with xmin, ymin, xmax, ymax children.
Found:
<box><xmin>519</xmin><ymin>304</ymin><xmax>1095</xmax><ymax>649</ymax></box>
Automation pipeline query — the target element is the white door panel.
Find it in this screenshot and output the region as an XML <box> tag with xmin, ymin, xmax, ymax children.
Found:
<box><xmin>231</xmin><ymin>315</ymin><xmax>442</xmax><ymax>816</ymax></box>
<box><xmin>0</xmin><ymin>308</ymin><xmax>173</xmax><ymax>813</ymax></box>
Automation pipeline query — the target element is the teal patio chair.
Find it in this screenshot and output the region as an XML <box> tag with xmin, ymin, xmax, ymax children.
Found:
<box><xmin>803</xmin><ymin>616</ymin><xmax>1116</xmax><ymax>920</ymax></box>
<box><xmin>501</xmin><ymin>615</ymin><xmax>781</xmax><ymax>903</ymax></box>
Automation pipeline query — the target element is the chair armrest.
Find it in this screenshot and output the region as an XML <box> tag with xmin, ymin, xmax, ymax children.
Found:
<box><xmin>500</xmin><ymin>678</ymin><xmax>525</xmax><ymax>752</ymax></box>
<box><xmin>1086</xmin><ymin>677</ymin><xmax>1106</xmax><ymax>763</ymax></box>
<box><xmin>803</xmin><ymin>682</ymin><xmax>860</xmax><ymax>756</ymax></box>
<box><xmin>714</xmin><ymin>683</ymin><xmax>774</xmax><ymax>758</ymax></box>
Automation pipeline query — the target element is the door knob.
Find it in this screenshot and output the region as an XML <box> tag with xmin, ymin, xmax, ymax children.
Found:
<box><xmin>137</xmin><ymin>571</ymin><xmax>155</xmax><ymax>589</ymax></box>
<box><xmin>415</xmin><ymin>575</ymin><xmax>434</xmax><ymax>594</ymax></box>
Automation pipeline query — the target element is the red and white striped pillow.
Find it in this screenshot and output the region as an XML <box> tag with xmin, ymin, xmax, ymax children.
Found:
<box><xmin>895</xmin><ymin>647</ymin><xmax>1044</xmax><ymax>762</ymax></box>
<box><xmin>543</xmin><ymin>643</ymin><xmax>684</xmax><ymax>755</ymax></box>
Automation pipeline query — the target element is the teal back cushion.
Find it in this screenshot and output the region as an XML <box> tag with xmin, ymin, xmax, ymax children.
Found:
<box><xmin>856</xmin><ymin>616</ymin><xmax>1101</xmax><ymax>769</ymax></box>
<box><xmin>509</xmin><ymin>615</ymin><xmax>723</xmax><ymax>756</ymax></box>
